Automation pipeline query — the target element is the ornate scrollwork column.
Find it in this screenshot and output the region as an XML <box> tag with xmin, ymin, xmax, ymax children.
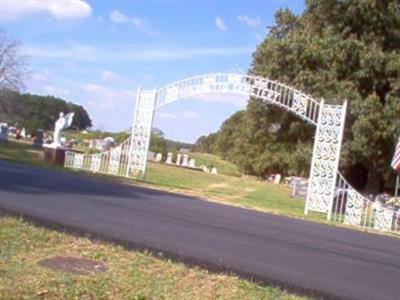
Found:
<box><xmin>127</xmin><ymin>88</ymin><xmax>157</xmax><ymax>178</ymax></box>
<box><xmin>305</xmin><ymin>101</ymin><xmax>347</xmax><ymax>218</ymax></box>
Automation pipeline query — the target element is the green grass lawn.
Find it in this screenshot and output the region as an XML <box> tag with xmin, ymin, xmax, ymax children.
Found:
<box><xmin>189</xmin><ymin>152</ymin><xmax>241</xmax><ymax>177</ymax></box>
<box><xmin>0</xmin><ymin>140</ymin><xmax>46</xmax><ymax>167</ymax></box>
<box><xmin>145</xmin><ymin>162</ymin><xmax>313</xmax><ymax>220</ymax></box>
<box><xmin>0</xmin><ymin>216</ymin><xmax>310</xmax><ymax>300</ymax></box>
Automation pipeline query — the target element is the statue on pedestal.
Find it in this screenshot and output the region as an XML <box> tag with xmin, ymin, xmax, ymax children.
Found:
<box><xmin>43</xmin><ymin>112</ymin><xmax>75</xmax><ymax>166</ymax></box>
<box><xmin>51</xmin><ymin>112</ymin><xmax>74</xmax><ymax>148</ymax></box>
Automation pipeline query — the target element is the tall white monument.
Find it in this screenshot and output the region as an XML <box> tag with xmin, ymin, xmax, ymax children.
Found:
<box><xmin>51</xmin><ymin>112</ymin><xmax>74</xmax><ymax>148</ymax></box>
<box><xmin>44</xmin><ymin>112</ymin><xmax>74</xmax><ymax>166</ymax></box>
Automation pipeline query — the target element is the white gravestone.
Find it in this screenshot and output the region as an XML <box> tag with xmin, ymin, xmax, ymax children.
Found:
<box><xmin>292</xmin><ymin>181</ymin><xmax>309</xmax><ymax>198</ymax></box>
<box><xmin>147</xmin><ymin>151</ymin><xmax>155</xmax><ymax>161</ymax></box>
<box><xmin>274</xmin><ymin>174</ymin><xmax>282</xmax><ymax>184</ymax></box>
<box><xmin>155</xmin><ymin>153</ymin><xmax>163</xmax><ymax>162</ymax></box>
<box><xmin>89</xmin><ymin>139</ymin><xmax>97</xmax><ymax>150</ymax></box>
<box><xmin>166</xmin><ymin>152</ymin><xmax>173</xmax><ymax>164</ymax></box>
<box><xmin>182</xmin><ymin>154</ymin><xmax>189</xmax><ymax>167</ymax></box>
<box><xmin>176</xmin><ymin>153</ymin><xmax>182</xmax><ymax>166</ymax></box>
<box><xmin>188</xmin><ymin>158</ymin><xmax>196</xmax><ymax>168</ymax></box>
<box><xmin>21</xmin><ymin>127</ymin><xmax>26</xmax><ymax>138</ymax></box>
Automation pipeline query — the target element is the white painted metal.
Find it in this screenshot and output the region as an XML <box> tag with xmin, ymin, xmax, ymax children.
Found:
<box><xmin>126</xmin><ymin>87</ymin><xmax>142</xmax><ymax>177</ymax></box>
<box><xmin>331</xmin><ymin>171</ymin><xmax>400</xmax><ymax>234</ymax></box>
<box><xmin>156</xmin><ymin>73</ymin><xmax>321</xmax><ymax>125</ymax></box>
<box><xmin>305</xmin><ymin>102</ymin><xmax>347</xmax><ymax>215</ymax></box>
<box><xmin>127</xmin><ymin>89</ymin><xmax>157</xmax><ymax>177</ymax></box>
<box><xmin>304</xmin><ymin>100</ymin><xmax>324</xmax><ymax>215</ymax></box>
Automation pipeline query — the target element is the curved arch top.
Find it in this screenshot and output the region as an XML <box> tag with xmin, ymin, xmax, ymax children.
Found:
<box><xmin>155</xmin><ymin>72</ymin><xmax>321</xmax><ymax>125</ymax></box>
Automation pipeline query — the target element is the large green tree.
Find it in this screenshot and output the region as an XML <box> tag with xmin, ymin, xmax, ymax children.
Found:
<box><xmin>0</xmin><ymin>89</ymin><xmax>92</xmax><ymax>134</ymax></box>
<box><xmin>248</xmin><ymin>0</ymin><xmax>400</xmax><ymax>192</ymax></box>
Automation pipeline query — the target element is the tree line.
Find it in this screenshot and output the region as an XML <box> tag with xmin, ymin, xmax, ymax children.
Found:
<box><xmin>0</xmin><ymin>89</ymin><xmax>92</xmax><ymax>135</ymax></box>
<box><xmin>196</xmin><ymin>0</ymin><xmax>400</xmax><ymax>194</ymax></box>
<box><xmin>150</xmin><ymin>128</ymin><xmax>194</xmax><ymax>158</ymax></box>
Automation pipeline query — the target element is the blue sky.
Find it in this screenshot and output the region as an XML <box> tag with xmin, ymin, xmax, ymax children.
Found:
<box><xmin>1</xmin><ymin>0</ymin><xmax>305</xmax><ymax>143</ymax></box>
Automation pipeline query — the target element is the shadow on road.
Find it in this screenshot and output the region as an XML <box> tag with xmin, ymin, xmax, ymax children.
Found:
<box><xmin>0</xmin><ymin>160</ymin><xmax>188</xmax><ymax>201</ymax></box>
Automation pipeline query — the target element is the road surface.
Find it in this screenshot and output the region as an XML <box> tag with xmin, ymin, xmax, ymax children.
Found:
<box><xmin>0</xmin><ymin>160</ymin><xmax>399</xmax><ymax>300</ymax></box>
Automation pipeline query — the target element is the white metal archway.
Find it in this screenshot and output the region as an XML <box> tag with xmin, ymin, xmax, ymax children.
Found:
<box><xmin>65</xmin><ymin>72</ymin><xmax>400</xmax><ymax>233</ymax></box>
<box><xmin>130</xmin><ymin>73</ymin><xmax>347</xmax><ymax>216</ymax></box>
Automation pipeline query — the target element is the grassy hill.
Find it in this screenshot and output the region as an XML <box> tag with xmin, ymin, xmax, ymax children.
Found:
<box><xmin>189</xmin><ymin>152</ymin><xmax>241</xmax><ymax>177</ymax></box>
<box><xmin>145</xmin><ymin>162</ymin><xmax>306</xmax><ymax>219</ymax></box>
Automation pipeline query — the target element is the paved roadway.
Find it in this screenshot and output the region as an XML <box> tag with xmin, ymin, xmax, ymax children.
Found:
<box><xmin>0</xmin><ymin>160</ymin><xmax>399</xmax><ymax>300</ymax></box>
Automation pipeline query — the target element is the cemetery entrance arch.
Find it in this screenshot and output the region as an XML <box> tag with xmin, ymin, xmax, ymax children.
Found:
<box><xmin>65</xmin><ymin>73</ymin><xmax>400</xmax><ymax>232</ymax></box>
<box><xmin>132</xmin><ymin>73</ymin><xmax>348</xmax><ymax>218</ymax></box>
<box><xmin>65</xmin><ymin>73</ymin><xmax>347</xmax><ymax>219</ymax></box>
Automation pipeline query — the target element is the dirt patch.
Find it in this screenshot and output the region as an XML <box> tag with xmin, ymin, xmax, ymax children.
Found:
<box><xmin>38</xmin><ymin>256</ymin><xmax>108</xmax><ymax>275</ymax></box>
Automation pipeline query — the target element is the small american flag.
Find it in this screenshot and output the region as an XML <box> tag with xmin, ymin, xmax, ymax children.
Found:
<box><xmin>391</xmin><ymin>138</ymin><xmax>400</xmax><ymax>172</ymax></box>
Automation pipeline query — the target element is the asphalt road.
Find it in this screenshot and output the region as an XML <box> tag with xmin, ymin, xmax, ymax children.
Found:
<box><xmin>0</xmin><ymin>160</ymin><xmax>399</xmax><ymax>300</ymax></box>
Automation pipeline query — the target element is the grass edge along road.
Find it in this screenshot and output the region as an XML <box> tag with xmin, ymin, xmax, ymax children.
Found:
<box><xmin>0</xmin><ymin>214</ymin><xmax>311</xmax><ymax>300</ymax></box>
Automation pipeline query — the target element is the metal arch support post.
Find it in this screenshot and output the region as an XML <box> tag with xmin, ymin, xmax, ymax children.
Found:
<box><xmin>326</xmin><ymin>100</ymin><xmax>347</xmax><ymax>220</ymax></box>
<box><xmin>127</xmin><ymin>88</ymin><xmax>157</xmax><ymax>180</ymax></box>
<box><xmin>305</xmin><ymin>100</ymin><xmax>347</xmax><ymax>216</ymax></box>
<box><xmin>305</xmin><ymin>100</ymin><xmax>325</xmax><ymax>215</ymax></box>
<box><xmin>141</xmin><ymin>92</ymin><xmax>157</xmax><ymax>181</ymax></box>
<box><xmin>126</xmin><ymin>86</ymin><xmax>142</xmax><ymax>177</ymax></box>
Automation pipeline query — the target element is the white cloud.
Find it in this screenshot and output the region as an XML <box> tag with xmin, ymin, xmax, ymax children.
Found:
<box><xmin>24</xmin><ymin>44</ymin><xmax>253</xmax><ymax>62</ymax></box>
<box><xmin>237</xmin><ymin>15</ymin><xmax>261</xmax><ymax>27</ymax></box>
<box><xmin>2</xmin><ymin>0</ymin><xmax>92</xmax><ymax>21</ymax></box>
<box><xmin>43</xmin><ymin>85</ymin><xmax>70</xmax><ymax>97</ymax></box>
<box><xmin>31</xmin><ymin>69</ymin><xmax>50</xmax><ymax>82</ymax></box>
<box><xmin>83</xmin><ymin>83</ymin><xmax>136</xmax><ymax>109</ymax></box>
<box><xmin>101</xmin><ymin>70</ymin><xmax>118</xmax><ymax>81</ymax></box>
<box><xmin>131</xmin><ymin>17</ymin><xmax>157</xmax><ymax>36</ymax></box>
<box><xmin>23</xmin><ymin>44</ymin><xmax>96</xmax><ymax>61</ymax></box>
<box><xmin>216</xmin><ymin>17</ymin><xmax>228</xmax><ymax>31</ymax></box>
<box><xmin>109</xmin><ymin>10</ymin><xmax>153</xmax><ymax>35</ymax></box>
<box><xmin>110</xmin><ymin>10</ymin><xmax>128</xmax><ymax>23</ymax></box>
<box><xmin>131</xmin><ymin>17</ymin><xmax>144</xmax><ymax>28</ymax></box>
